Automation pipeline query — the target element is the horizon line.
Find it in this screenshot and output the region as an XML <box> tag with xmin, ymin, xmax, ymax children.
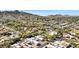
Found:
<box><xmin>0</xmin><ymin>10</ymin><xmax>79</xmax><ymax>16</ymax></box>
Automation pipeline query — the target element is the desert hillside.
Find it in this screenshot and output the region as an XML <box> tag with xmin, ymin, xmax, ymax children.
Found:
<box><xmin>0</xmin><ymin>10</ymin><xmax>79</xmax><ymax>48</ymax></box>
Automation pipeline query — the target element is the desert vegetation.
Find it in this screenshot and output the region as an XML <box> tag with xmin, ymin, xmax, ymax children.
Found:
<box><xmin>0</xmin><ymin>10</ymin><xmax>79</xmax><ymax>48</ymax></box>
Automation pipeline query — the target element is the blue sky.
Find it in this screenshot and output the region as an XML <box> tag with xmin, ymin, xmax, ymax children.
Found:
<box><xmin>24</xmin><ymin>10</ymin><xmax>79</xmax><ymax>16</ymax></box>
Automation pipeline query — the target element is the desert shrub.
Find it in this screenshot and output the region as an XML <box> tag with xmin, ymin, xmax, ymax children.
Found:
<box><xmin>66</xmin><ymin>39</ymin><xmax>79</xmax><ymax>48</ymax></box>
<box><xmin>43</xmin><ymin>34</ymin><xmax>57</xmax><ymax>41</ymax></box>
<box><xmin>0</xmin><ymin>37</ymin><xmax>20</xmax><ymax>48</ymax></box>
<box><xmin>10</xmin><ymin>38</ymin><xmax>20</xmax><ymax>45</ymax></box>
<box><xmin>75</xmin><ymin>32</ymin><xmax>79</xmax><ymax>36</ymax></box>
<box><xmin>19</xmin><ymin>31</ymin><xmax>40</xmax><ymax>38</ymax></box>
<box><xmin>76</xmin><ymin>45</ymin><xmax>79</xmax><ymax>48</ymax></box>
<box><xmin>0</xmin><ymin>39</ymin><xmax>12</xmax><ymax>48</ymax></box>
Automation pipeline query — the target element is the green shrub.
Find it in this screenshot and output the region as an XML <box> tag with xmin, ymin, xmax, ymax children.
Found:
<box><xmin>0</xmin><ymin>37</ymin><xmax>20</xmax><ymax>48</ymax></box>
<box><xmin>43</xmin><ymin>34</ymin><xmax>57</xmax><ymax>41</ymax></box>
<box><xmin>19</xmin><ymin>31</ymin><xmax>40</xmax><ymax>38</ymax></box>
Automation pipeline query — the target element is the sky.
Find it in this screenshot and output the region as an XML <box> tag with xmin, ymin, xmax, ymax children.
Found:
<box><xmin>24</xmin><ymin>10</ymin><xmax>79</xmax><ymax>16</ymax></box>
<box><xmin>0</xmin><ymin>0</ymin><xmax>79</xmax><ymax>10</ymax></box>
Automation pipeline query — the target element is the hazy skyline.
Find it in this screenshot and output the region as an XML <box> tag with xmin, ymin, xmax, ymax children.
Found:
<box><xmin>24</xmin><ymin>10</ymin><xmax>79</xmax><ymax>16</ymax></box>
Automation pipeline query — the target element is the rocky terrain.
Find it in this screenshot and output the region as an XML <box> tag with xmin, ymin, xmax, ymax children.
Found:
<box><xmin>0</xmin><ymin>10</ymin><xmax>79</xmax><ymax>48</ymax></box>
